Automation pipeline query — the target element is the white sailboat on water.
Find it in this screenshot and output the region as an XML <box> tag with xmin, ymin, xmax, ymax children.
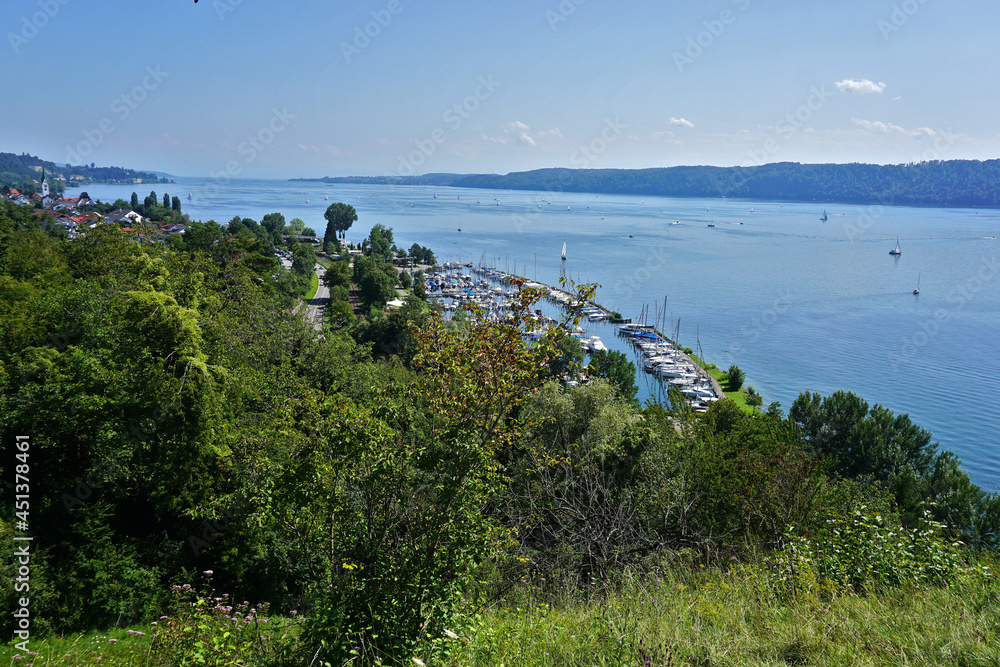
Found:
<box><xmin>889</xmin><ymin>237</ymin><xmax>902</xmax><ymax>256</ymax></box>
<box><xmin>561</xmin><ymin>241</ymin><xmax>567</xmax><ymax>261</ymax></box>
<box><xmin>820</xmin><ymin>210</ymin><xmax>828</xmax><ymax>221</ymax></box>
<box><xmin>913</xmin><ymin>273</ymin><xmax>920</xmax><ymax>295</ymax></box>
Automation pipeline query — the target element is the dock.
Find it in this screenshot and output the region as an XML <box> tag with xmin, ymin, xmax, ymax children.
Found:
<box><xmin>424</xmin><ymin>264</ymin><xmax>720</xmax><ymax>410</ymax></box>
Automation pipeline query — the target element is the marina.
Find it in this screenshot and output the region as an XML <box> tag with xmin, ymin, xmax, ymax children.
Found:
<box><xmin>423</xmin><ymin>262</ymin><xmax>722</xmax><ymax>410</ymax></box>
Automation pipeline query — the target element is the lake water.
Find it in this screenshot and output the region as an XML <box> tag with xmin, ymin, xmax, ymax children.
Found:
<box><xmin>70</xmin><ymin>177</ymin><xmax>1000</xmax><ymax>491</ymax></box>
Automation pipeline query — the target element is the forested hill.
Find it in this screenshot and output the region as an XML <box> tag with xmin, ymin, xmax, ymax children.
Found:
<box><xmin>0</xmin><ymin>151</ymin><xmax>168</xmax><ymax>194</ymax></box>
<box><xmin>298</xmin><ymin>159</ymin><xmax>1000</xmax><ymax>208</ymax></box>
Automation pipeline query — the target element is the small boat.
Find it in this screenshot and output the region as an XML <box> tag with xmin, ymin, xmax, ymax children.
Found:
<box><xmin>325</xmin><ymin>195</ymin><xmax>329</xmax><ymax>200</ymax></box>
<box><xmin>820</xmin><ymin>210</ymin><xmax>828</xmax><ymax>222</ymax></box>
<box><xmin>628</xmin><ymin>234</ymin><xmax>633</xmax><ymax>238</ymax></box>
<box><xmin>187</xmin><ymin>193</ymin><xmax>192</xmax><ymax>201</ymax></box>
<box><xmin>457</xmin><ymin>228</ymin><xmax>461</xmax><ymax>232</ymax></box>
<box><xmin>567</xmin><ymin>206</ymin><xmax>571</xmax><ymax>211</ymax></box>
<box><xmin>889</xmin><ymin>238</ymin><xmax>902</xmax><ymax>256</ymax></box>
<box><xmin>673</xmin><ymin>220</ymin><xmax>681</xmax><ymax>225</ymax></box>
<box><xmin>707</xmin><ymin>224</ymin><xmax>715</xmax><ymax>228</ymax></box>
<box><xmin>561</xmin><ymin>241</ymin><xmax>567</xmax><ymax>261</ymax></box>
<box><xmin>750</xmin><ymin>208</ymin><xmax>754</xmax><ymax>213</ymax></box>
<box><xmin>305</xmin><ymin>199</ymin><xmax>309</xmax><ymax>203</ymax></box>
<box><xmin>913</xmin><ymin>273</ymin><xmax>920</xmax><ymax>295</ymax></box>
<box><xmin>433</xmin><ymin>193</ymin><xmax>437</xmax><ymax>198</ymax></box>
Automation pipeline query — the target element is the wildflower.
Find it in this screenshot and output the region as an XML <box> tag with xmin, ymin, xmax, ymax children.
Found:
<box><xmin>108</xmin><ymin>638</ymin><xmax>118</xmax><ymax>644</ymax></box>
<box><xmin>444</xmin><ymin>629</ymin><xmax>459</xmax><ymax>640</ymax></box>
<box><xmin>150</xmin><ymin>622</ymin><xmax>158</xmax><ymax>626</ymax></box>
<box><xmin>413</xmin><ymin>659</ymin><xmax>426</xmax><ymax>667</ymax></box>
<box><xmin>203</xmin><ymin>569</ymin><xmax>213</xmax><ymax>575</ymax></box>
<box><xmin>290</xmin><ymin>610</ymin><xmax>298</xmax><ymax>617</ymax></box>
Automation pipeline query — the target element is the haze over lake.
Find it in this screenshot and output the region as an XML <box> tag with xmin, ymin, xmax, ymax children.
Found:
<box><xmin>72</xmin><ymin>178</ymin><xmax>1000</xmax><ymax>491</ymax></box>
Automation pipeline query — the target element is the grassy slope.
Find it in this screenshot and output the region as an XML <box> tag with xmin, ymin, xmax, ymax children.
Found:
<box><xmin>15</xmin><ymin>558</ymin><xmax>996</xmax><ymax>666</ymax></box>
<box><xmin>445</xmin><ymin>561</ymin><xmax>1000</xmax><ymax>667</ymax></box>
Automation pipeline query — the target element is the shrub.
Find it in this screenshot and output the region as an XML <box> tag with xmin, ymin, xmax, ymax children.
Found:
<box><xmin>771</xmin><ymin>507</ymin><xmax>968</xmax><ymax>598</ymax></box>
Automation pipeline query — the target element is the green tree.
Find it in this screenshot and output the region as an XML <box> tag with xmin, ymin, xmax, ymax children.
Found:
<box><xmin>550</xmin><ymin>333</ymin><xmax>585</xmax><ymax>379</ymax></box>
<box><xmin>364</xmin><ymin>223</ymin><xmax>395</xmax><ymax>260</ymax></box>
<box><xmin>171</xmin><ymin>196</ymin><xmax>181</xmax><ymax>212</ymax></box>
<box><xmin>286</xmin><ymin>217</ymin><xmax>305</xmax><ymax>235</ymax></box>
<box><xmin>291</xmin><ymin>243</ymin><xmax>317</xmax><ymax>278</ymax></box>
<box><xmin>162</xmin><ymin>193</ymin><xmax>170</xmax><ymax>208</ymax></box>
<box><xmin>586</xmin><ymin>349</ymin><xmax>638</xmax><ymax>404</ymax></box>
<box><xmin>130</xmin><ymin>192</ymin><xmax>139</xmax><ymax>210</ymax></box>
<box><xmin>324</xmin><ymin>259</ymin><xmax>351</xmax><ymax>290</ymax></box>
<box><xmin>725</xmin><ymin>364</ymin><xmax>745</xmax><ymax>391</ymax></box>
<box><xmin>323</xmin><ymin>202</ymin><xmax>357</xmax><ymax>251</ymax></box>
<box><xmin>412</xmin><ymin>270</ymin><xmax>426</xmax><ymax>299</ymax></box>
<box><xmin>358</xmin><ymin>267</ymin><xmax>395</xmax><ymax>310</ymax></box>
<box><xmin>745</xmin><ymin>385</ymin><xmax>763</xmax><ymax>409</ymax></box>
<box><xmin>302</xmin><ymin>226</ymin><xmax>316</xmax><ymax>237</ymax></box>
<box><xmin>261</xmin><ymin>212</ymin><xmax>286</xmax><ymax>247</ymax></box>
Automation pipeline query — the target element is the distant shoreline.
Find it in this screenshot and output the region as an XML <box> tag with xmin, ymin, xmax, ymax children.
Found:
<box><xmin>290</xmin><ymin>159</ymin><xmax>1000</xmax><ymax>209</ymax></box>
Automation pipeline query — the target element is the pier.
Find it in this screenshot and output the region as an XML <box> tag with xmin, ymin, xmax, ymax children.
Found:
<box><xmin>424</xmin><ymin>263</ymin><xmax>721</xmax><ymax>410</ymax></box>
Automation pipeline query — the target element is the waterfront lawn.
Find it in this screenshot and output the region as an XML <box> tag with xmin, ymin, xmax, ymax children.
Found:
<box><xmin>691</xmin><ymin>358</ymin><xmax>755</xmax><ymax>413</ymax></box>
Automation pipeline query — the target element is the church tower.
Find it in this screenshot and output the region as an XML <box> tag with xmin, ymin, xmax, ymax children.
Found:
<box><xmin>41</xmin><ymin>166</ymin><xmax>50</xmax><ymax>197</ymax></box>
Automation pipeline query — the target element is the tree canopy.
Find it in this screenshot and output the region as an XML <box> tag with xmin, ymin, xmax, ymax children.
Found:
<box><xmin>323</xmin><ymin>202</ymin><xmax>357</xmax><ymax>251</ymax></box>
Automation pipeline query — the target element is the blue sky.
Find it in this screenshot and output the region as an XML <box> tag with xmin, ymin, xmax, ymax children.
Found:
<box><xmin>2</xmin><ymin>0</ymin><xmax>998</xmax><ymax>178</ymax></box>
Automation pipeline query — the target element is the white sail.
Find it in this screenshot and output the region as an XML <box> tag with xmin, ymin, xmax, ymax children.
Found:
<box><xmin>561</xmin><ymin>241</ymin><xmax>567</xmax><ymax>260</ymax></box>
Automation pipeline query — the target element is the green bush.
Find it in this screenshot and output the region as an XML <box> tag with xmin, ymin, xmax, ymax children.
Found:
<box><xmin>771</xmin><ymin>507</ymin><xmax>968</xmax><ymax>597</ymax></box>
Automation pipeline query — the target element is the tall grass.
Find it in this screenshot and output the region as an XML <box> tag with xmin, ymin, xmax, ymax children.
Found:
<box><xmin>444</xmin><ymin>555</ymin><xmax>1000</xmax><ymax>667</ymax></box>
<box><xmin>8</xmin><ymin>555</ymin><xmax>997</xmax><ymax>666</ymax></box>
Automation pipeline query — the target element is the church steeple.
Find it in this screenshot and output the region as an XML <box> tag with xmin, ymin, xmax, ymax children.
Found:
<box><xmin>41</xmin><ymin>166</ymin><xmax>49</xmax><ymax>197</ymax></box>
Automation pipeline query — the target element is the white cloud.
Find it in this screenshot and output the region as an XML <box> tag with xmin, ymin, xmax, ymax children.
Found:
<box><xmin>851</xmin><ymin>118</ymin><xmax>937</xmax><ymax>138</ymax></box>
<box><xmin>835</xmin><ymin>79</ymin><xmax>887</xmax><ymax>95</ymax></box>
<box><xmin>482</xmin><ymin>121</ymin><xmax>562</xmax><ymax>148</ymax></box>
<box><xmin>667</xmin><ymin>117</ymin><xmax>694</xmax><ymax>128</ymax></box>
<box><xmin>852</xmin><ymin>118</ymin><xmax>906</xmax><ymax>134</ymax></box>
